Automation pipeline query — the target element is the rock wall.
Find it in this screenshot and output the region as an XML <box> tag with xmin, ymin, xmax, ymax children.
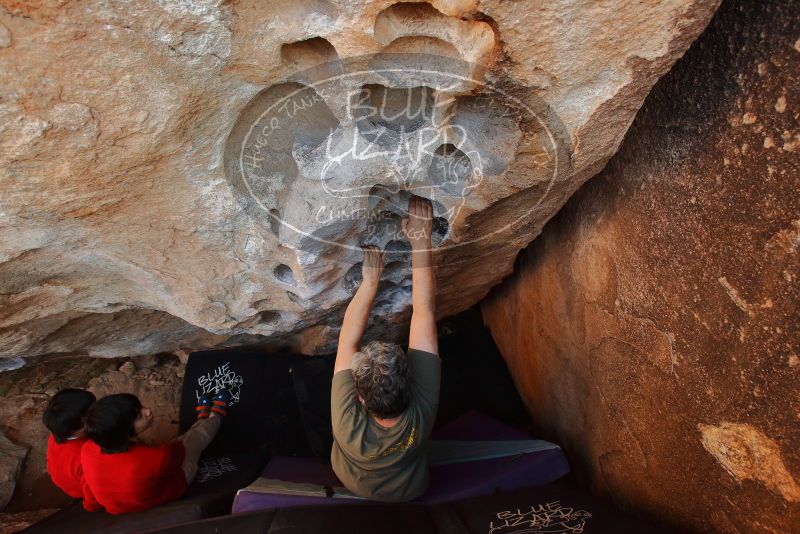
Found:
<box><xmin>482</xmin><ymin>1</ymin><xmax>800</xmax><ymax>532</ymax></box>
<box><xmin>0</xmin><ymin>0</ymin><xmax>718</xmax><ymax>359</ymax></box>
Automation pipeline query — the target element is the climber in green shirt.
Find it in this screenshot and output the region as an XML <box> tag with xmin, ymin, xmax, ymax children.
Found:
<box><xmin>330</xmin><ymin>195</ymin><xmax>440</xmax><ymax>502</ymax></box>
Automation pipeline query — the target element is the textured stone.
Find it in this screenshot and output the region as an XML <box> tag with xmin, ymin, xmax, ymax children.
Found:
<box><xmin>0</xmin><ymin>431</ymin><xmax>27</xmax><ymax>511</ymax></box>
<box><xmin>118</xmin><ymin>360</ymin><xmax>136</xmax><ymax>377</ymax></box>
<box><xmin>482</xmin><ymin>1</ymin><xmax>800</xmax><ymax>532</ymax></box>
<box><xmin>699</xmin><ymin>422</ymin><xmax>800</xmax><ymax>503</ymax></box>
<box><xmin>0</xmin><ymin>0</ymin><xmax>718</xmax><ymax>359</ymax></box>
<box><xmin>0</xmin><ymin>22</ymin><xmax>9</xmax><ymax>48</ymax></box>
<box><xmin>0</xmin><ymin>508</ymin><xmax>59</xmax><ymax>533</ymax></box>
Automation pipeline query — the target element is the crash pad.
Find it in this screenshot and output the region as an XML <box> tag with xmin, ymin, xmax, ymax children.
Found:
<box><xmin>231</xmin><ymin>411</ymin><xmax>570</xmax><ymax>513</ymax></box>
<box><xmin>144</xmin><ymin>482</ymin><xmax>666</xmax><ymax>534</ymax></box>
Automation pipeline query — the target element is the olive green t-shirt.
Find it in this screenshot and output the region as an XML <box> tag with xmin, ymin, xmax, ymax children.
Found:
<box><xmin>330</xmin><ymin>349</ymin><xmax>441</xmax><ymax>502</ymax></box>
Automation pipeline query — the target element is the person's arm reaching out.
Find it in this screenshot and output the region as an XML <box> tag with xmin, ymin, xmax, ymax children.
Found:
<box><xmin>403</xmin><ymin>196</ymin><xmax>438</xmax><ymax>355</ymax></box>
<box><xmin>334</xmin><ymin>246</ymin><xmax>384</xmax><ymax>374</ymax></box>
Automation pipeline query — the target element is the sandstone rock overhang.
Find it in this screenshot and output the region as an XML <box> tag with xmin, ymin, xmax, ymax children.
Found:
<box><xmin>0</xmin><ymin>0</ymin><xmax>720</xmax><ymax>359</ymax></box>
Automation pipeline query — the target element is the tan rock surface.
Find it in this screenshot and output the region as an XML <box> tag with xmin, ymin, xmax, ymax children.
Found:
<box><xmin>482</xmin><ymin>0</ymin><xmax>800</xmax><ymax>531</ymax></box>
<box><xmin>0</xmin><ymin>0</ymin><xmax>718</xmax><ymax>359</ymax></box>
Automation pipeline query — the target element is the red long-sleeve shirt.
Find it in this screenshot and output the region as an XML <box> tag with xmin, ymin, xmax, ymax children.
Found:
<box><xmin>80</xmin><ymin>439</ymin><xmax>188</xmax><ymax>514</ymax></box>
<box><xmin>46</xmin><ymin>434</ymin><xmax>92</xmax><ymax>502</ymax></box>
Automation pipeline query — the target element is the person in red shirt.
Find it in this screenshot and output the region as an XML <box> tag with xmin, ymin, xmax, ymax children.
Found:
<box><xmin>81</xmin><ymin>391</ymin><xmax>228</xmax><ymax>514</ymax></box>
<box><xmin>43</xmin><ymin>388</ymin><xmax>96</xmax><ymax>504</ymax></box>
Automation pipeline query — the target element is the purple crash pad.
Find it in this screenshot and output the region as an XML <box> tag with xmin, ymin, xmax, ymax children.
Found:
<box><xmin>232</xmin><ymin>411</ymin><xmax>570</xmax><ymax>513</ymax></box>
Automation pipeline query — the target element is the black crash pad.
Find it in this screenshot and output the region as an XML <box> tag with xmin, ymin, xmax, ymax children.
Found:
<box><xmin>142</xmin><ymin>482</ymin><xmax>665</xmax><ymax>534</ymax></box>
<box><xmin>290</xmin><ymin>356</ymin><xmax>335</xmax><ymax>462</ymax></box>
<box><xmin>179</xmin><ymin>349</ymin><xmax>274</xmax><ymax>455</ymax></box>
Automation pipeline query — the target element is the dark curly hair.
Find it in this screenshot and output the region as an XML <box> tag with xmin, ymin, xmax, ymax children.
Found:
<box><xmin>352</xmin><ymin>341</ymin><xmax>410</xmax><ymax>419</ymax></box>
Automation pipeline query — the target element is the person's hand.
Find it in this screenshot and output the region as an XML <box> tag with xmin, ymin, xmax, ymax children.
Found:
<box><xmin>402</xmin><ymin>196</ymin><xmax>433</xmax><ymax>250</ymax></box>
<box><xmin>361</xmin><ymin>245</ymin><xmax>384</xmax><ymax>286</ymax></box>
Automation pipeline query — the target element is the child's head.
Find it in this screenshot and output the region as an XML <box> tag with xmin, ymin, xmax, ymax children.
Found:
<box><xmin>85</xmin><ymin>394</ymin><xmax>153</xmax><ymax>453</ymax></box>
<box><xmin>42</xmin><ymin>388</ymin><xmax>97</xmax><ymax>444</ymax></box>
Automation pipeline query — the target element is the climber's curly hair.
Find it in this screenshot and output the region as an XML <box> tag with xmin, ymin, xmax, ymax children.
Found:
<box><xmin>352</xmin><ymin>340</ymin><xmax>410</xmax><ymax>419</ymax></box>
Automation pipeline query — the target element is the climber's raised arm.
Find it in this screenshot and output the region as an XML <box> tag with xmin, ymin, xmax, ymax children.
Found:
<box><xmin>403</xmin><ymin>196</ymin><xmax>438</xmax><ymax>355</ymax></box>
<box><xmin>329</xmin><ymin>209</ymin><xmax>440</xmax><ymax>502</ymax></box>
<box><xmin>334</xmin><ymin>246</ymin><xmax>384</xmax><ymax>374</ymax></box>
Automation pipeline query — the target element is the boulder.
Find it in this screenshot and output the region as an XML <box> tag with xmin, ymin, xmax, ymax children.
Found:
<box><xmin>0</xmin><ymin>431</ymin><xmax>28</xmax><ymax>510</ymax></box>
<box><xmin>482</xmin><ymin>0</ymin><xmax>800</xmax><ymax>531</ymax></box>
<box><xmin>0</xmin><ymin>0</ymin><xmax>718</xmax><ymax>358</ymax></box>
